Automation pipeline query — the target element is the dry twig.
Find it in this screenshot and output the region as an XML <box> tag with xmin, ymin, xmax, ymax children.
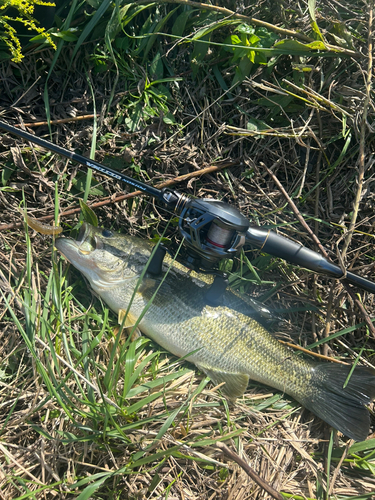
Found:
<box><xmin>341</xmin><ymin>7</ymin><xmax>374</xmax><ymax>258</ymax></box>
<box><xmin>20</xmin><ymin>114</ymin><xmax>98</xmax><ymax>128</ymax></box>
<box><xmin>262</xmin><ymin>161</ymin><xmax>375</xmax><ymax>339</ymax></box>
<box><xmin>216</xmin><ymin>441</ymin><xmax>284</xmax><ymax>500</ymax></box>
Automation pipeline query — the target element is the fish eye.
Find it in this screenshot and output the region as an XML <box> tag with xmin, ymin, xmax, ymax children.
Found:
<box><xmin>102</xmin><ymin>229</ymin><xmax>113</xmax><ymax>238</ymax></box>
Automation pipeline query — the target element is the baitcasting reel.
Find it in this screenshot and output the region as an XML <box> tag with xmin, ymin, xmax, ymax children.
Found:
<box><xmin>177</xmin><ymin>197</ymin><xmax>249</xmax><ymax>269</ymax></box>
<box><xmin>1</xmin><ymin>119</ymin><xmax>375</xmax><ymax>306</ymax></box>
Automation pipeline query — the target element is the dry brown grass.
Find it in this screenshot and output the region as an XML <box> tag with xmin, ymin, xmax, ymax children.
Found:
<box><xmin>0</xmin><ymin>1</ymin><xmax>375</xmax><ymax>498</ymax></box>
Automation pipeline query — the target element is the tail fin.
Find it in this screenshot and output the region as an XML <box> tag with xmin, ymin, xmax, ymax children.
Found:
<box><xmin>303</xmin><ymin>364</ymin><xmax>375</xmax><ymax>441</ymax></box>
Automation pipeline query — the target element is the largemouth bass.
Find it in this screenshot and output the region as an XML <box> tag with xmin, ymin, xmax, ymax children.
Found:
<box><xmin>55</xmin><ymin>223</ymin><xmax>375</xmax><ymax>441</ymax></box>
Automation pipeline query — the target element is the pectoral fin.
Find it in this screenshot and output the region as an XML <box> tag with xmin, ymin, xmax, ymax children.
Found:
<box><xmin>197</xmin><ymin>364</ymin><xmax>249</xmax><ymax>401</ymax></box>
<box><xmin>137</xmin><ymin>276</ymin><xmax>172</xmax><ymax>306</ymax></box>
<box><xmin>118</xmin><ymin>308</ymin><xmax>138</xmax><ymax>328</ymax></box>
<box><xmin>138</xmin><ymin>277</ymin><xmax>159</xmax><ymax>296</ymax></box>
<box><xmin>118</xmin><ymin>309</ymin><xmax>142</xmax><ymax>340</ymax></box>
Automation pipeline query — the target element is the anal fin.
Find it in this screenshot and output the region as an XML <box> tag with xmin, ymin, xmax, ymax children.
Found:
<box><xmin>197</xmin><ymin>364</ymin><xmax>249</xmax><ymax>401</ymax></box>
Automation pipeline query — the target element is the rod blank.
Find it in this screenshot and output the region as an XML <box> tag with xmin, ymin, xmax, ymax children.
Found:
<box><xmin>0</xmin><ymin>120</ymin><xmax>162</xmax><ymax>200</ymax></box>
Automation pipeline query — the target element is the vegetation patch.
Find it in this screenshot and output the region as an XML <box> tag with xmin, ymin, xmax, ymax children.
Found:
<box><xmin>0</xmin><ymin>1</ymin><xmax>374</xmax><ymax>499</ymax></box>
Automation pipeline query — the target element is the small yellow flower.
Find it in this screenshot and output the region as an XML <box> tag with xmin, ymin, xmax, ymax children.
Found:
<box><xmin>0</xmin><ymin>0</ymin><xmax>56</xmax><ymax>62</ymax></box>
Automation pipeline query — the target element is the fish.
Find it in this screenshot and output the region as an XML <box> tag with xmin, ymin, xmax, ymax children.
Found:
<box><xmin>55</xmin><ymin>223</ymin><xmax>375</xmax><ymax>441</ymax></box>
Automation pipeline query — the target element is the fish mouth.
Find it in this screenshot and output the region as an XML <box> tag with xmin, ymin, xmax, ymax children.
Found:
<box><xmin>75</xmin><ymin>222</ymin><xmax>104</xmax><ymax>253</ymax></box>
<box><xmin>77</xmin><ymin>222</ymin><xmax>92</xmax><ymax>245</ymax></box>
<box><xmin>55</xmin><ymin>222</ymin><xmax>103</xmax><ymax>267</ymax></box>
<box><xmin>55</xmin><ymin>223</ymin><xmax>131</xmax><ymax>288</ymax></box>
<box><xmin>56</xmin><ymin>223</ymin><xmax>102</xmax><ymax>253</ymax></box>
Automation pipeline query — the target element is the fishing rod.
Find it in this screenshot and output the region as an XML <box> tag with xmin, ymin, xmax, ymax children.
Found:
<box><xmin>1</xmin><ymin>119</ymin><xmax>375</xmax><ymax>301</ymax></box>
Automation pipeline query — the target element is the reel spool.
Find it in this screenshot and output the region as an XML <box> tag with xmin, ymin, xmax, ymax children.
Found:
<box><xmin>177</xmin><ymin>198</ymin><xmax>249</xmax><ymax>270</ymax></box>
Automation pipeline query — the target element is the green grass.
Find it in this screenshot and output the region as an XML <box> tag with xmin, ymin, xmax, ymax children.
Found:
<box><xmin>1</xmin><ymin>0</ymin><xmax>375</xmax><ymax>498</ymax></box>
<box><xmin>2</xmin><ymin>226</ymin><xmax>236</xmax><ymax>497</ymax></box>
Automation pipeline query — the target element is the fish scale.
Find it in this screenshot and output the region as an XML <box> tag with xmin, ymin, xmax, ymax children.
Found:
<box><xmin>55</xmin><ymin>223</ymin><xmax>375</xmax><ymax>441</ymax></box>
<box><xmin>113</xmin><ymin>267</ymin><xmax>313</xmax><ymax>399</ymax></box>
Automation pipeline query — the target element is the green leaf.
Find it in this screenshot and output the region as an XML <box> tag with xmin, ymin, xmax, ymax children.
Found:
<box><xmin>172</xmin><ymin>9</ymin><xmax>194</xmax><ymax>36</ymax></box>
<box><xmin>150</xmin><ymin>51</ymin><xmax>164</xmax><ymax>80</ymax></box>
<box><xmin>192</xmin><ymin>19</ymin><xmax>239</xmax><ymax>41</ymax></box>
<box><xmin>255</xmin><ymin>27</ymin><xmax>278</xmax><ymax>48</ymax></box>
<box><xmin>232</xmin><ymin>56</ymin><xmax>253</xmax><ymax>85</ymax></box>
<box><xmin>236</xmin><ymin>24</ymin><xmax>255</xmax><ymax>35</ymax></box>
<box><xmin>213</xmin><ymin>64</ymin><xmax>228</xmax><ymax>92</ymax></box>
<box><xmin>349</xmin><ymin>438</ymin><xmax>375</xmax><ymax>454</ymax></box>
<box><xmin>306</xmin><ymin>41</ymin><xmax>327</xmax><ymax>50</ymax></box>
<box><xmin>308</xmin><ymin>0</ymin><xmax>324</xmax><ymax>41</ymax></box>
<box><xmin>75</xmin><ymin>475</ymin><xmax>111</xmax><ymax>500</ymax></box>
<box><xmin>257</xmin><ymin>94</ymin><xmax>293</xmax><ymax>109</ymax></box>
<box><xmin>79</xmin><ymin>200</ymin><xmax>98</xmax><ymax>227</ymax></box>
<box><xmin>71</xmin><ymin>0</ymin><xmax>112</xmax><ymax>61</ymax></box>
<box><xmin>126</xmin><ymin>368</ymin><xmax>193</xmax><ymax>398</ymax></box>
<box><xmin>163</xmin><ymin>112</ymin><xmax>176</xmax><ymax>125</ymax></box>
<box><xmin>125</xmin><ymin>102</ymin><xmax>143</xmax><ymax>132</ymax></box>
<box><xmin>292</xmin><ymin>63</ymin><xmax>314</xmax><ymax>72</ymax></box>
<box><xmin>72</xmin><ymin>174</ymin><xmax>106</xmax><ymax>197</ymax></box>
<box><xmin>86</xmin><ymin>0</ymin><xmax>101</xmax><ymax>7</ymax></box>
<box><xmin>1</xmin><ymin>165</ymin><xmax>15</xmax><ymax>186</ymax></box>
<box><xmin>142</xmin><ymin>7</ymin><xmax>179</xmax><ymax>62</ymax></box>
<box><xmin>104</xmin><ymin>3</ymin><xmax>132</xmax><ymax>43</ymax></box>
<box><xmin>230</xmin><ymin>34</ymin><xmax>242</xmax><ymax>45</ymax></box>
<box><xmin>39</xmin><ymin>28</ymin><xmax>79</xmax><ymax>42</ymax></box>
<box><xmin>308</xmin><ymin>0</ymin><xmax>317</xmax><ymax>22</ymax></box>
<box><xmin>274</xmin><ymin>39</ymin><xmax>313</xmax><ymax>52</ymax></box>
<box><xmin>310</xmin><ymin>21</ymin><xmax>324</xmax><ymax>41</ymax></box>
<box><xmin>191</xmin><ymin>34</ymin><xmax>210</xmax><ymax>76</ymax></box>
<box><xmin>306</xmin><ymin>321</ymin><xmax>370</xmax><ymax>349</ymax></box>
<box><xmin>246</xmin><ymin>118</ymin><xmax>270</xmax><ymax>132</ymax></box>
<box><xmin>248</xmin><ymin>34</ymin><xmax>260</xmax><ymax>46</ymax></box>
